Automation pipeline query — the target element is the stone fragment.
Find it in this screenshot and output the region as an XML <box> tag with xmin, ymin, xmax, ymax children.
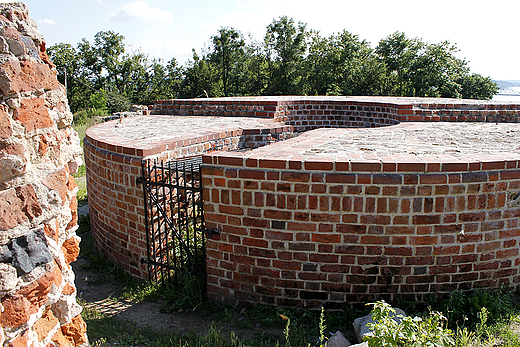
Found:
<box><xmin>14</xmin><ymin>97</ymin><xmax>54</xmax><ymax>132</ymax></box>
<box><xmin>0</xmin><ymin>140</ymin><xmax>26</xmax><ymax>158</ymax></box>
<box><xmin>0</xmin><ymin>229</ymin><xmax>53</xmax><ymax>275</ymax></box>
<box><xmin>19</xmin><ymin>35</ymin><xmax>37</xmax><ymax>58</ymax></box>
<box><xmin>43</xmin><ymin>219</ymin><xmax>59</xmax><ymax>244</ymax></box>
<box><xmin>60</xmin><ymin>314</ymin><xmax>88</xmax><ymax>346</ymax></box>
<box><xmin>0</xmin><ymin>27</ymin><xmax>21</xmax><ymax>41</ymax></box>
<box><xmin>51</xmin><ymin>329</ymin><xmax>74</xmax><ymax>347</ymax></box>
<box><xmin>65</xmin><ymin>198</ymin><xmax>78</xmax><ymax>231</ymax></box>
<box><xmin>0</xmin><ymin>294</ymin><xmax>31</xmax><ymax>328</ymax></box>
<box><xmin>42</xmin><ymin>167</ymin><xmax>69</xmax><ymax>205</ymax></box>
<box><xmin>38</xmin><ymin>41</ymin><xmax>53</xmax><ymax>67</ymax></box>
<box><xmin>61</xmin><ymin>283</ymin><xmax>75</xmax><ymax>296</ymax></box>
<box><xmin>0</xmin><ymin>104</ymin><xmax>12</xmax><ymax>139</ymax></box>
<box><xmin>0</xmin><ymin>59</ymin><xmax>60</xmax><ymax>96</ymax></box>
<box><xmin>0</xmin><ymin>140</ymin><xmax>27</xmax><ymax>180</ymax></box>
<box><xmin>33</xmin><ymin>308</ymin><xmax>59</xmax><ymax>342</ymax></box>
<box><xmin>0</xmin><ymin>187</ymin><xmax>26</xmax><ymax>230</ymax></box>
<box><xmin>0</xmin><ymin>263</ymin><xmax>17</xmax><ymax>292</ymax></box>
<box><xmin>61</xmin><ymin>237</ymin><xmax>80</xmax><ymax>265</ymax></box>
<box><xmin>5</xmin><ymin>38</ymin><xmax>25</xmax><ymax>56</ymax></box>
<box><xmin>0</xmin><ymin>184</ymin><xmax>42</xmax><ymax>231</ymax></box>
<box><xmin>16</xmin><ymin>184</ymin><xmax>42</xmax><ymax>219</ymax></box>
<box><xmin>18</xmin><ymin>265</ymin><xmax>62</xmax><ymax>314</ymax></box>
<box><xmin>326</xmin><ymin>331</ymin><xmax>351</xmax><ymax>347</ymax></box>
<box><xmin>353</xmin><ymin>307</ymin><xmax>406</xmax><ymax>342</ymax></box>
<box><xmin>52</xmin><ymin>296</ymin><xmax>82</xmax><ymax>324</ymax></box>
<box><xmin>0</xmin><ymin>36</ymin><xmax>8</xmax><ymax>54</ymax></box>
<box><xmin>6</xmin><ymin>329</ymin><xmax>30</xmax><ymax>347</ymax></box>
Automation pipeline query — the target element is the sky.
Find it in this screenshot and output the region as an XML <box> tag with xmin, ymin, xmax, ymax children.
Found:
<box><xmin>5</xmin><ymin>0</ymin><xmax>520</xmax><ymax>81</ymax></box>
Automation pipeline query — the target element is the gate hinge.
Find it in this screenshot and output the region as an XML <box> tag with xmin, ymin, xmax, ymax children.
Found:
<box><xmin>136</xmin><ymin>177</ymin><xmax>143</xmax><ymax>185</ymax></box>
<box><xmin>140</xmin><ymin>257</ymin><xmax>148</xmax><ymax>264</ymax></box>
<box><xmin>205</xmin><ymin>229</ymin><xmax>220</xmax><ymax>238</ymax></box>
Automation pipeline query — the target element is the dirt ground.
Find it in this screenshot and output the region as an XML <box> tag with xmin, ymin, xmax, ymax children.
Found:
<box><xmin>72</xmin><ymin>253</ymin><xmax>287</xmax><ymax>343</ymax></box>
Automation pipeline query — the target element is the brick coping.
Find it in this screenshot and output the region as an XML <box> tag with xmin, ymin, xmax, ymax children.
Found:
<box><xmin>85</xmin><ymin>115</ymin><xmax>293</xmax><ymax>157</ymax></box>
<box><xmin>86</xmin><ymin>96</ymin><xmax>520</xmax><ymax>171</ymax></box>
<box><xmin>205</xmin><ymin>123</ymin><xmax>520</xmax><ymax>173</ymax></box>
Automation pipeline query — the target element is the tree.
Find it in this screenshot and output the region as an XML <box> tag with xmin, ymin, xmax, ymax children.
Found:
<box><xmin>264</xmin><ymin>16</ymin><xmax>308</xmax><ymax>95</ymax></box>
<box><xmin>181</xmin><ymin>49</ymin><xmax>220</xmax><ymax>98</ymax></box>
<box><xmin>305</xmin><ymin>30</ymin><xmax>385</xmax><ymax>96</ymax></box>
<box><xmin>376</xmin><ymin>31</ymin><xmax>423</xmax><ymax>96</ymax></box>
<box><xmin>211</xmin><ymin>27</ymin><xmax>245</xmax><ymax>96</ymax></box>
<box><xmin>457</xmin><ymin>73</ymin><xmax>499</xmax><ymax>100</ymax></box>
<box><xmin>409</xmin><ymin>41</ymin><xmax>467</xmax><ymax>98</ymax></box>
<box><xmin>48</xmin><ymin>25</ymin><xmax>498</xmax><ymax>112</ymax></box>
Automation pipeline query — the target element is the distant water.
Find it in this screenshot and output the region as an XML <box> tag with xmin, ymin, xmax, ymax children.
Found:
<box><xmin>493</xmin><ymin>86</ymin><xmax>520</xmax><ymax>102</ymax></box>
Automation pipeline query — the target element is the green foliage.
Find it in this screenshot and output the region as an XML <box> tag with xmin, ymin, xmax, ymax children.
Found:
<box><xmin>264</xmin><ymin>16</ymin><xmax>308</xmax><ymax>95</ymax></box>
<box><xmin>211</xmin><ymin>27</ymin><xmax>246</xmax><ymax>96</ymax></box>
<box><xmin>365</xmin><ymin>300</ymin><xmax>454</xmax><ymax>347</ymax></box>
<box><xmin>161</xmin><ymin>272</ymin><xmax>207</xmax><ymax>312</ymax></box>
<box><xmin>457</xmin><ymin>73</ymin><xmax>499</xmax><ymax>100</ymax></box>
<box><xmin>49</xmin><ymin>21</ymin><xmax>497</xmax><ymax>109</ymax></box>
<box><xmin>442</xmin><ymin>288</ymin><xmax>515</xmax><ymax>329</ymax></box>
<box><xmin>73</xmin><ymin>107</ymin><xmax>108</xmax><ymax>126</ymax></box>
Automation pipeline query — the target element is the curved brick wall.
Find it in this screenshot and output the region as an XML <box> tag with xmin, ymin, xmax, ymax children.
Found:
<box><xmin>84</xmin><ymin>115</ymin><xmax>294</xmax><ymax>277</ymax></box>
<box><xmin>85</xmin><ymin>96</ymin><xmax>520</xmax><ymax>308</ymax></box>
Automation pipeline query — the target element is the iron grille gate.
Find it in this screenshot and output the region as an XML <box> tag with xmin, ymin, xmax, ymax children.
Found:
<box><xmin>138</xmin><ymin>157</ymin><xmax>207</xmax><ymax>292</ymax></box>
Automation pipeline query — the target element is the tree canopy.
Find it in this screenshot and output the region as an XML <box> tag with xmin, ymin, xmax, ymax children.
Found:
<box><xmin>47</xmin><ymin>19</ymin><xmax>499</xmax><ymax>114</ymax></box>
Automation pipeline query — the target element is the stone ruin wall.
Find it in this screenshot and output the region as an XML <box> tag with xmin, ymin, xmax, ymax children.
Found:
<box><xmin>0</xmin><ymin>3</ymin><xmax>88</xmax><ymax>346</ymax></box>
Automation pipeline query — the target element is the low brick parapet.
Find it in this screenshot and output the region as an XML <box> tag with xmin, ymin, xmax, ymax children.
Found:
<box><xmin>85</xmin><ymin>96</ymin><xmax>520</xmax><ymax>308</ymax></box>
<box><xmin>201</xmin><ymin>123</ymin><xmax>520</xmax><ymax>307</ymax></box>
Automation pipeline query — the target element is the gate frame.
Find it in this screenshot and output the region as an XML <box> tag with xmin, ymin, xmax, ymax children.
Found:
<box><xmin>138</xmin><ymin>156</ymin><xmax>208</xmax><ymax>294</ymax></box>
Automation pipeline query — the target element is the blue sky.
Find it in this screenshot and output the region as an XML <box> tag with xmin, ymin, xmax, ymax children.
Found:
<box><xmin>6</xmin><ymin>0</ymin><xmax>520</xmax><ymax>80</ymax></box>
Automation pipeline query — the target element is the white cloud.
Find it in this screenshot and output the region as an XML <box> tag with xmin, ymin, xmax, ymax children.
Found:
<box><xmin>110</xmin><ymin>1</ymin><xmax>174</xmax><ymax>23</ymax></box>
<box><xmin>38</xmin><ymin>19</ymin><xmax>56</xmax><ymax>25</ymax></box>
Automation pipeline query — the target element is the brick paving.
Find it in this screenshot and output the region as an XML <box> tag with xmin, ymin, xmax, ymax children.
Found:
<box><xmin>110</xmin><ymin>115</ymin><xmax>279</xmax><ymax>144</ymax></box>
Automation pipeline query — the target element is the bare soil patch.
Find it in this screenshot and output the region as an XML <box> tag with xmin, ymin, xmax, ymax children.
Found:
<box><xmin>72</xmin><ymin>256</ymin><xmax>283</xmax><ymax>343</ymax></box>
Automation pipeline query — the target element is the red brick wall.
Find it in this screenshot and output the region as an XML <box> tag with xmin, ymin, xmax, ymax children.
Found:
<box><xmin>84</xmin><ymin>140</ymin><xmax>147</xmax><ymax>277</ymax></box>
<box><xmin>152</xmin><ymin>97</ymin><xmax>520</xmax><ymax>126</ymax></box>
<box><xmin>86</xmin><ymin>96</ymin><xmax>520</xmax><ymax>309</ymax></box>
<box><xmin>84</xmin><ymin>118</ymin><xmax>294</xmax><ymax>277</ymax></box>
<box><xmin>202</xmin><ymin>154</ymin><xmax>520</xmax><ymax>308</ymax></box>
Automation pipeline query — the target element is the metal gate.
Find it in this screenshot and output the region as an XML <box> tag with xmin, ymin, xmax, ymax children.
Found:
<box><xmin>138</xmin><ymin>157</ymin><xmax>207</xmax><ymax>290</ymax></box>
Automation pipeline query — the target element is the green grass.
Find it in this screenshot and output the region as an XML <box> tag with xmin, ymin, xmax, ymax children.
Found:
<box><xmin>83</xmin><ymin>303</ymin><xmax>245</xmax><ymax>347</ymax></box>
<box><xmin>72</xmin><ymin>113</ymin><xmax>102</xmax><ymax>205</ymax></box>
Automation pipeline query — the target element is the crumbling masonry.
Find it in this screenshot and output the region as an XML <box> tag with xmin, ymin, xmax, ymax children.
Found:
<box><xmin>0</xmin><ymin>3</ymin><xmax>88</xmax><ymax>346</ymax></box>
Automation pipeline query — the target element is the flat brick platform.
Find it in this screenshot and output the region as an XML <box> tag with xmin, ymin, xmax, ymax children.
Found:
<box><xmin>85</xmin><ymin>96</ymin><xmax>520</xmax><ymax>307</ymax></box>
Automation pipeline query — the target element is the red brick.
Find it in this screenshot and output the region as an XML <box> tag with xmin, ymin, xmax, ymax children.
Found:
<box><xmin>325</xmin><ymin>174</ymin><xmax>356</xmax><ymax>184</ymax></box>
<box><xmin>360</xmin><ymin>235</ymin><xmax>390</xmax><ymax>245</ymax></box>
<box><xmin>351</xmin><ymin>162</ymin><xmax>381</xmax><ymax>172</ymax></box>
<box><xmin>412</xmin><ymin>215</ymin><xmax>441</xmax><ymax>225</ymax></box>
<box><xmin>305</xmin><ymin>160</ymin><xmax>334</xmax><ymax>171</ymax></box>
<box><xmin>0</xmin><ymin>104</ymin><xmax>12</xmax><ymax>139</ymax></box>
<box><xmin>219</xmin><ymin>205</ymin><xmax>244</xmax><ymax>216</ymax></box>
<box><xmin>360</xmin><ymin>215</ymin><xmax>391</xmax><ymax>225</ymax></box>
<box><xmin>265</xmin><ymin>230</ymin><xmax>293</xmax><ymax>241</ymax></box>
<box><xmin>264</xmin><ymin>209</ymin><xmax>292</xmax><ymax>220</ymax></box>
<box><xmin>239</xmin><ymin>170</ymin><xmax>265</xmax><ymax>179</ymax></box>
<box><xmin>311</xmin><ymin>234</ymin><xmax>341</xmax><ymax>243</ymax></box>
